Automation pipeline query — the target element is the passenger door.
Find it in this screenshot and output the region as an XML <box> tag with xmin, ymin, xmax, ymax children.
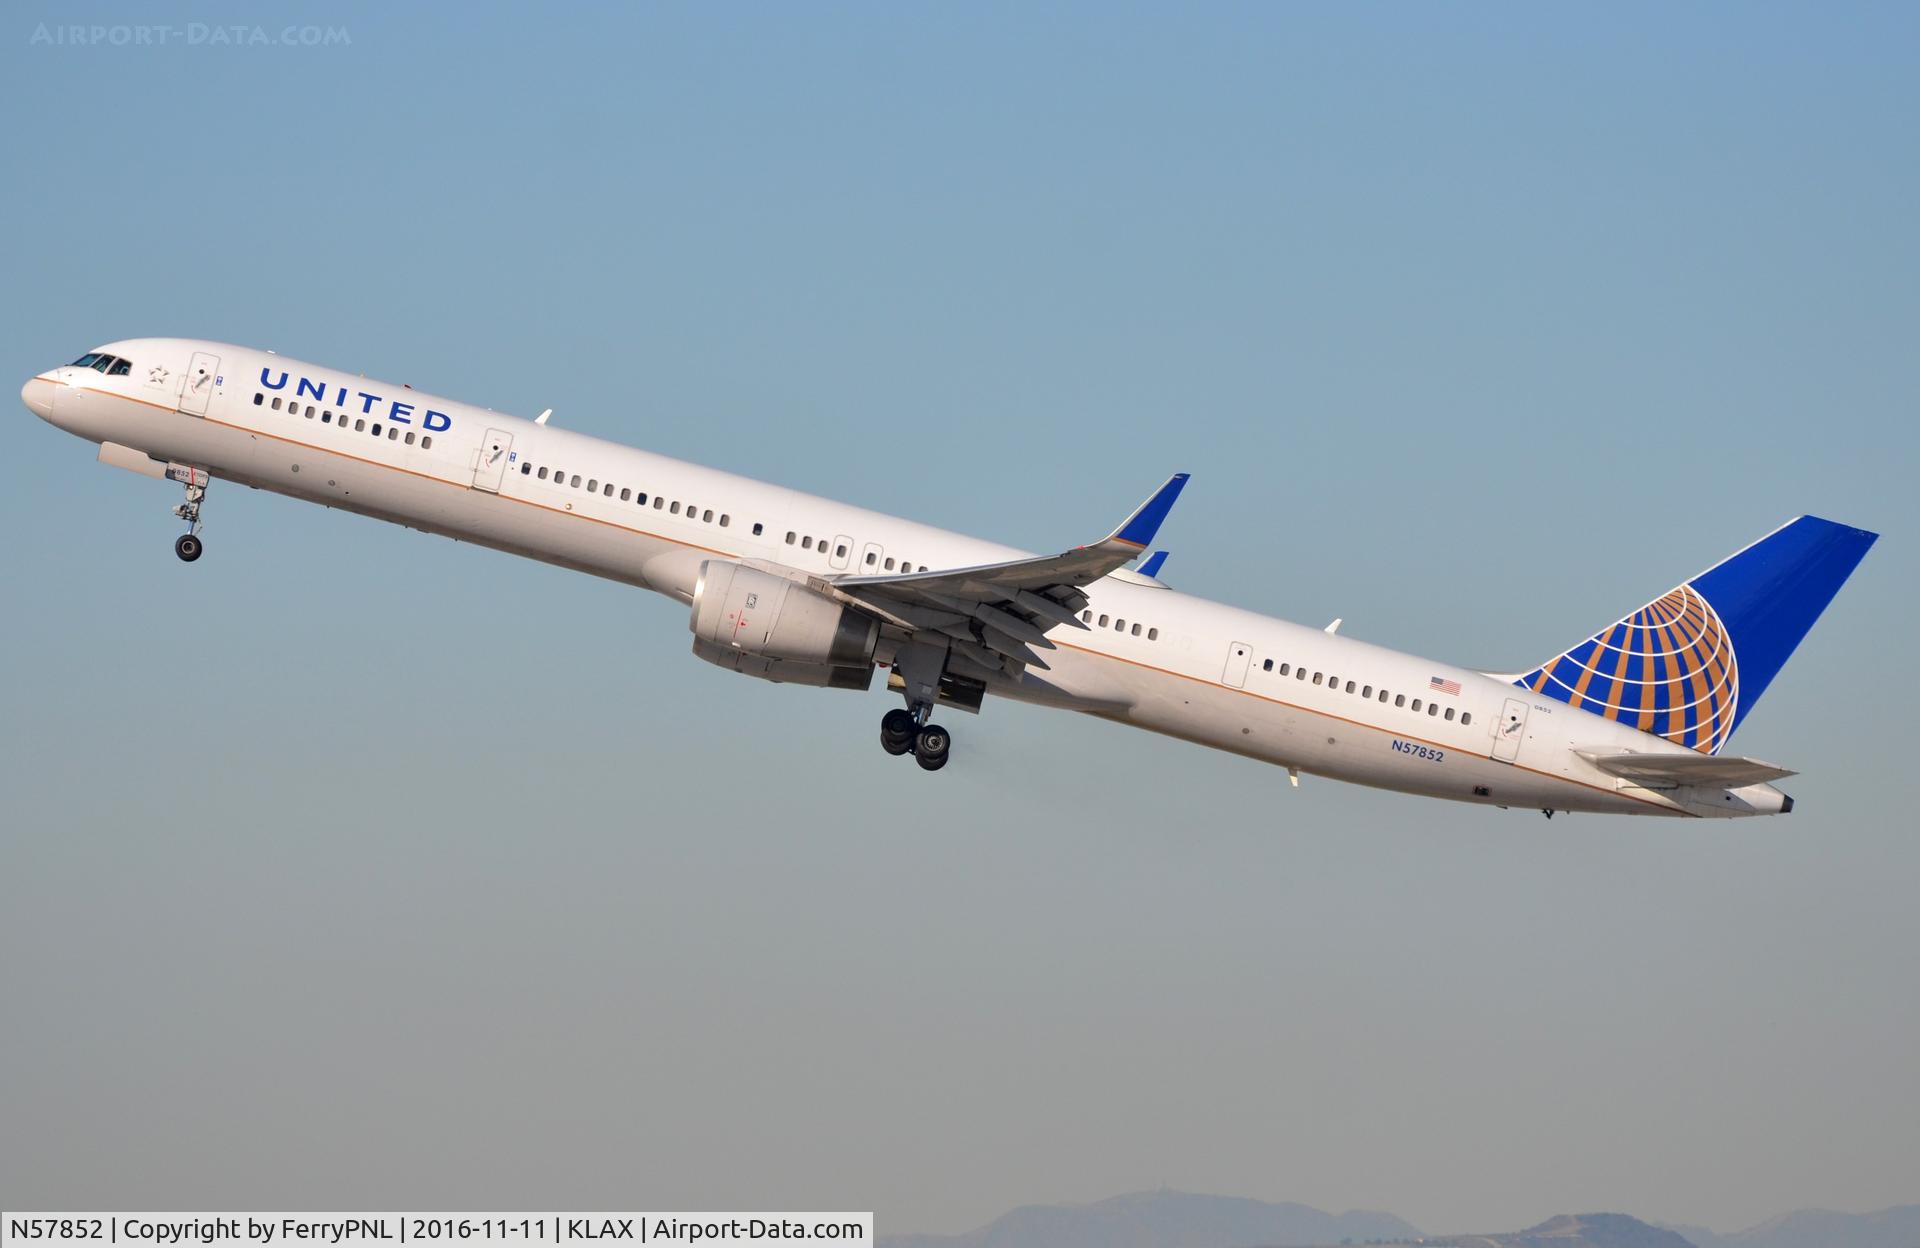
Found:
<box><xmin>1491</xmin><ymin>696</ymin><xmax>1530</xmax><ymax>763</ymax></box>
<box><xmin>1222</xmin><ymin>641</ymin><xmax>1252</xmax><ymax>688</ymax></box>
<box><xmin>860</xmin><ymin>540</ymin><xmax>886</xmax><ymax>574</ymax></box>
<box><xmin>829</xmin><ymin>534</ymin><xmax>853</xmax><ymax>571</ymax></box>
<box><xmin>473</xmin><ymin>428</ymin><xmax>513</xmax><ymax>493</ymax></box>
<box><xmin>177</xmin><ymin>350</ymin><xmax>219</xmax><ymax>416</ymax></box>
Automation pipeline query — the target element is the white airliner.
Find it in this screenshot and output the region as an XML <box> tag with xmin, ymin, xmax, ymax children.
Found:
<box><xmin>24</xmin><ymin>338</ymin><xmax>1877</xmax><ymax>816</ymax></box>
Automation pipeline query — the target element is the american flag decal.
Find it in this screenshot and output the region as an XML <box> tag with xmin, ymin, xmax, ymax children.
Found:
<box><xmin>1429</xmin><ymin>676</ymin><xmax>1462</xmax><ymax>696</ymax></box>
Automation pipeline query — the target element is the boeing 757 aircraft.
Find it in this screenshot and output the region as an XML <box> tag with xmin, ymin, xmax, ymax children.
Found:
<box><xmin>24</xmin><ymin>338</ymin><xmax>1876</xmax><ymax>816</ymax></box>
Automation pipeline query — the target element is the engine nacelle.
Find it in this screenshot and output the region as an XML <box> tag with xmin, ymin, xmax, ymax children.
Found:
<box><xmin>690</xmin><ymin>561</ymin><xmax>879</xmax><ymax>686</ymax></box>
<box><xmin>691</xmin><ymin>639</ymin><xmax>874</xmax><ymax>690</ymax></box>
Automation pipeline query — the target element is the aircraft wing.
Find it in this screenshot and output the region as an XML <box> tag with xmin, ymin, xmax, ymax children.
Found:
<box><xmin>830</xmin><ymin>473</ymin><xmax>1188</xmax><ymax>676</ymax></box>
<box><xmin>1577</xmin><ymin>750</ymin><xmax>1797</xmax><ymax>788</ymax></box>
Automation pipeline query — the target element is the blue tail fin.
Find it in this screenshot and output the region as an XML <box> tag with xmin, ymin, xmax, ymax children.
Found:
<box><xmin>1513</xmin><ymin>516</ymin><xmax>1877</xmax><ymax>754</ymax></box>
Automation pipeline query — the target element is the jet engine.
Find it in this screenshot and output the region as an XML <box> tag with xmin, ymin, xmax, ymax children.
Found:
<box><xmin>689</xmin><ymin>561</ymin><xmax>878</xmax><ymax>690</ymax></box>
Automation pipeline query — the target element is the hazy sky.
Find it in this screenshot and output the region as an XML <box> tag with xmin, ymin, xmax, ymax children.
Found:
<box><xmin>1</xmin><ymin>1</ymin><xmax>1914</xmax><ymax>1238</ymax></box>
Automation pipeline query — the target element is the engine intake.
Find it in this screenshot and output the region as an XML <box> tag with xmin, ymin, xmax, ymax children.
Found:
<box><xmin>690</xmin><ymin>561</ymin><xmax>879</xmax><ymax>687</ymax></box>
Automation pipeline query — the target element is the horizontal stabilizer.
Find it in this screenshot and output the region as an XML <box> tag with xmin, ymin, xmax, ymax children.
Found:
<box><xmin>1577</xmin><ymin>750</ymin><xmax>1796</xmax><ymax>788</ymax></box>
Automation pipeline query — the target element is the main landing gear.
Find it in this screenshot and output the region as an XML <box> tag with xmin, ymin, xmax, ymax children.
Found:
<box><xmin>169</xmin><ymin>465</ymin><xmax>210</xmax><ymax>563</ymax></box>
<box><xmin>880</xmin><ymin>705</ymin><xmax>951</xmax><ymax>772</ymax></box>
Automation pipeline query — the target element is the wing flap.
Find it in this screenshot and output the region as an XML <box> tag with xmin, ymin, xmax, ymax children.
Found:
<box><xmin>835</xmin><ymin>473</ymin><xmax>1188</xmax><ymax>680</ymax></box>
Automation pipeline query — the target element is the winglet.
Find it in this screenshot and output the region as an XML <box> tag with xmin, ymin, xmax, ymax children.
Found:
<box><xmin>1108</xmin><ymin>473</ymin><xmax>1189</xmax><ymax>549</ymax></box>
<box><xmin>1138</xmin><ymin>550</ymin><xmax>1170</xmax><ymax>579</ymax></box>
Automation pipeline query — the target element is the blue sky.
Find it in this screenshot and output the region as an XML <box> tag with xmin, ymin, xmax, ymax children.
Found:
<box><xmin>2</xmin><ymin>2</ymin><xmax>1915</xmax><ymax>1236</ymax></box>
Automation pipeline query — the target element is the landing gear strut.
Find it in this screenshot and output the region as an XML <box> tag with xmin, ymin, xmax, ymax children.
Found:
<box><xmin>169</xmin><ymin>465</ymin><xmax>210</xmax><ymax>562</ymax></box>
<box><xmin>880</xmin><ymin>703</ymin><xmax>951</xmax><ymax>771</ymax></box>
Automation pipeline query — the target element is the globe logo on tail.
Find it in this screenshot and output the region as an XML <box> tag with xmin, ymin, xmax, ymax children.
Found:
<box><xmin>1517</xmin><ymin>584</ymin><xmax>1739</xmax><ymax>755</ymax></box>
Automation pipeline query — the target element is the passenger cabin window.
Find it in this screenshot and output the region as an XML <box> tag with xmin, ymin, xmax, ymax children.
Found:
<box><xmin>1147</xmin><ymin>628</ymin><xmax>1159</xmax><ymax>641</ymax></box>
<box><xmin>1461</xmin><ymin>712</ymin><xmax>1472</xmax><ymax>726</ymax></box>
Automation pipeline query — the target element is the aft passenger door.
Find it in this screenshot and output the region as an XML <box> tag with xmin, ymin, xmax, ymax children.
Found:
<box><xmin>177</xmin><ymin>351</ymin><xmax>219</xmax><ymax>416</ymax></box>
<box><xmin>1222</xmin><ymin>641</ymin><xmax>1252</xmax><ymax>688</ymax></box>
<box><xmin>473</xmin><ymin>428</ymin><xmax>513</xmax><ymax>493</ymax></box>
<box><xmin>1491</xmin><ymin>696</ymin><xmax>1530</xmax><ymax>763</ymax></box>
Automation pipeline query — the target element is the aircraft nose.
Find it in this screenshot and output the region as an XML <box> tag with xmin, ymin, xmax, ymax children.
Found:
<box><xmin>22</xmin><ymin>375</ymin><xmax>56</xmax><ymax>420</ymax></box>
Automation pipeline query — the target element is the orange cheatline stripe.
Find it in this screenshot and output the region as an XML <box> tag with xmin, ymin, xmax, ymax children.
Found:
<box><xmin>79</xmin><ymin>382</ymin><xmax>1683</xmax><ymax>813</ymax></box>
<box><xmin>1048</xmin><ymin>636</ymin><xmax>1684</xmax><ymax>813</ymax></box>
<box><xmin>67</xmin><ymin>383</ymin><xmax>743</xmax><ymax>561</ymax></box>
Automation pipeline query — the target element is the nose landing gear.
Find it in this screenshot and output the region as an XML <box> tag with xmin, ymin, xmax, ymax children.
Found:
<box><xmin>168</xmin><ymin>465</ymin><xmax>209</xmax><ymax>562</ymax></box>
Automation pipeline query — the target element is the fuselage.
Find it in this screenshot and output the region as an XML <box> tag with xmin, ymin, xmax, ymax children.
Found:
<box><xmin>23</xmin><ymin>337</ymin><xmax>1792</xmax><ymax>817</ymax></box>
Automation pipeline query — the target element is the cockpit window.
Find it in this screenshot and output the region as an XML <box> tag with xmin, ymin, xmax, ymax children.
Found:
<box><xmin>71</xmin><ymin>352</ymin><xmax>102</xmax><ymax>369</ymax></box>
<box><xmin>107</xmin><ymin>358</ymin><xmax>131</xmax><ymax>376</ymax></box>
<box><xmin>71</xmin><ymin>352</ymin><xmax>129</xmax><ymax>374</ymax></box>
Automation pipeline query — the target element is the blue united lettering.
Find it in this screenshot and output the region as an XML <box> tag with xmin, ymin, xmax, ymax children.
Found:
<box><xmin>259</xmin><ymin>367</ymin><xmax>451</xmax><ymax>431</ymax></box>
